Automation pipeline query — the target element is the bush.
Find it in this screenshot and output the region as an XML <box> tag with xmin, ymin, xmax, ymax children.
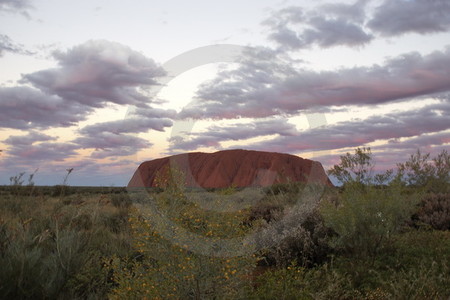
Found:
<box><xmin>321</xmin><ymin>182</ymin><xmax>418</xmax><ymax>258</ymax></box>
<box><xmin>396</xmin><ymin>149</ymin><xmax>450</xmax><ymax>193</ymax></box>
<box><xmin>255</xmin><ymin>186</ymin><xmax>333</xmax><ymax>268</ymax></box>
<box><xmin>323</xmin><ymin>148</ymin><xmax>419</xmax><ymax>259</ymax></box>
<box><xmin>111</xmin><ymin>192</ymin><xmax>132</xmax><ymax>208</ymax></box>
<box><xmin>250</xmin><ymin>264</ymin><xmax>309</xmax><ymax>299</ymax></box>
<box><xmin>108</xmin><ymin>207</ymin><xmax>256</xmax><ymax>299</ymax></box>
<box><xmin>244</xmin><ymin>203</ymin><xmax>283</xmax><ymax>227</ymax></box>
<box><xmin>412</xmin><ymin>193</ymin><xmax>450</xmax><ymax>230</ymax></box>
<box><xmin>0</xmin><ymin>192</ymin><xmax>132</xmax><ymax>299</ymax></box>
<box><xmin>263</xmin><ymin>182</ymin><xmax>305</xmax><ymax>196</ymax></box>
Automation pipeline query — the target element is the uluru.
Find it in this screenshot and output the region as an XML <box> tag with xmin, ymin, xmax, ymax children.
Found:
<box><xmin>128</xmin><ymin>149</ymin><xmax>333</xmax><ymax>189</ymax></box>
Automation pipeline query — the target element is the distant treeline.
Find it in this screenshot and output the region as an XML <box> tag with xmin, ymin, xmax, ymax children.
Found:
<box><xmin>0</xmin><ymin>185</ymin><xmax>128</xmax><ymax>196</ymax></box>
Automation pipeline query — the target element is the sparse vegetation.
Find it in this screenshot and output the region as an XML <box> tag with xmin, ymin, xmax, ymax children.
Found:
<box><xmin>0</xmin><ymin>148</ymin><xmax>448</xmax><ymax>299</ymax></box>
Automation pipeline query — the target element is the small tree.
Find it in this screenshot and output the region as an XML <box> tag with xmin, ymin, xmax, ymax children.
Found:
<box><xmin>321</xmin><ymin>147</ymin><xmax>417</xmax><ymax>259</ymax></box>
<box><xmin>396</xmin><ymin>149</ymin><xmax>450</xmax><ymax>193</ymax></box>
<box><xmin>327</xmin><ymin>147</ymin><xmax>392</xmax><ymax>187</ymax></box>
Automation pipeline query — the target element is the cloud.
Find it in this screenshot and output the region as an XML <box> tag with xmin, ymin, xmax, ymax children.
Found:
<box><xmin>368</xmin><ymin>0</ymin><xmax>450</xmax><ymax>36</ymax></box>
<box><xmin>214</xmin><ymin>99</ymin><xmax>450</xmax><ymax>154</ymax></box>
<box><xmin>302</xmin><ymin>17</ymin><xmax>373</xmax><ymax>48</ymax></box>
<box><xmin>265</xmin><ymin>1</ymin><xmax>373</xmax><ymax>50</ymax></box>
<box><xmin>80</xmin><ymin>117</ymin><xmax>173</xmax><ymax>135</ymax></box>
<box><xmin>73</xmin><ymin>131</ymin><xmax>152</xmax><ymax>159</ymax></box>
<box><xmin>182</xmin><ymin>47</ymin><xmax>450</xmax><ymax>119</ymax></box>
<box><xmin>22</xmin><ymin>40</ymin><xmax>166</xmax><ymax>109</ymax></box>
<box><xmin>382</xmin><ymin>131</ymin><xmax>450</xmax><ymax>151</ymax></box>
<box><xmin>0</xmin><ymin>86</ymin><xmax>88</xmax><ymax>129</ymax></box>
<box><xmin>3</xmin><ymin>131</ymin><xmax>56</xmax><ymax>145</ymax></box>
<box><xmin>1</xmin><ymin>40</ymin><xmax>171</xmax><ymax>131</ymax></box>
<box><xmin>269</xmin><ymin>17</ymin><xmax>373</xmax><ymax>50</ymax></box>
<box><xmin>321</xmin><ymin>0</ymin><xmax>369</xmax><ymax>24</ymax></box>
<box><xmin>265</xmin><ymin>0</ymin><xmax>450</xmax><ymax>50</ymax></box>
<box><xmin>78</xmin><ymin>106</ymin><xmax>177</xmax><ymax>137</ymax></box>
<box><xmin>2</xmin><ymin>131</ymin><xmax>78</xmax><ymax>164</ymax></box>
<box><xmin>169</xmin><ymin>118</ymin><xmax>298</xmax><ymax>151</ymax></box>
<box><xmin>0</xmin><ymin>34</ymin><xmax>34</xmax><ymax>56</ymax></box>
<box><xmin>0</xmin><ymin>0</ymin><xmax>31</xmax><ymax>17</ymax></box>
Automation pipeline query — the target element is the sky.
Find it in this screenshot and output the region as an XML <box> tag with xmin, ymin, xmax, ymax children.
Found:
<box><xmin>0</xmin><ymin>0</ymin><xmax>449</xmax><ymax>186</ymax></box>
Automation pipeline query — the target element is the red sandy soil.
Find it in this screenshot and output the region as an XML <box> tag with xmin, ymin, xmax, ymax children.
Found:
<box><xmin>128</xmin><ymin>149</ymin><xmax>333</xmax><ymax>188</ymax></box>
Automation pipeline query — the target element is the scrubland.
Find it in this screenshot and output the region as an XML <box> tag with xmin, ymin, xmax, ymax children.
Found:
<box><xmin>0</xmin><ymin>148</ymin><xmax>448</xmax><ymax>299</ymax></box>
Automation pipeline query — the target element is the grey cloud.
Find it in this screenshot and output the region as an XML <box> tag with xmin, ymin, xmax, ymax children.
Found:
<box><xmin>90</xmin><ymin>148</ymin><xmax>144</xmax><ymax>159</ymax></box>
<box><xmin>2</xmin><ymin>131</ymin><xmax>77</xmax><ymax>163</ymax></box>
<box><xmin>7</xmin><ymin>142</ymin><xmax>78</xmax><ymax>162</ymax></box>
<box><xmin>302</xmin><ymin>17</ymin><xmax>373</xmax><ymax>48</ymax></box>
<box><xmin>266</xmin><ymin>0</ymin><xmax>450</xmax><ymax>51</ymax></box>
<box><xmin>22</xmin><ymin>40</ymin><xmax>166</xmax><ymax>109</ymax></box>
<box><xmin>384</xmin><ymin>131</ymin><xmax>450</xmax><ymax>150</ymax></box>
<box><xmin>0</xmin><ymin>86</ymin><xmax>88</xmax><ymax>129</ymax></box>
<box><xmin>262</xmin><ymin>6</ymin><xmax>305</xmax><ymax>27</ymax></box>
<box><xmin>183</xmin><ymin>47</ymin><xmax>450</xmax><ymax>119</ymax></box>
<box><xmin>169</xmin><ymin>118</ymin><xmax>298</xmax><ymax>151</ymax></box>
<box><xmin>1</xmin><ymin>40</ymin><xmax>171</xmax><ymax>131</ymax></box>
<box><xmin>78</xmin><ymin>107</ymin><xmax>176</xmax><ymax>137</ymax></box>
<box><xmin>320</xmin><ymin>0</ymin><xmax>369</xmax><ymax>24</ymax></box>
<box><xmin>368</xmin><ymin>0</ymin><xmax>450</xmax><ymax>36</ymax></box>
<box><xmin>4</xmin><ymin>131</ymin><xmax>56</xmax><ymax>145</ymax></box>
<box><xmin>0</xmin><ymin>0</ymin><xmax>31</xmax><ymax>17</ymax></box>
<box><xmin>0</xmin><ymin>34</ymin><xmax>34</xmax><ymax>56</ymax></box>
<box><xmin>269</xmin><ymin>26</ymin><xmax>304</xmax><ymax>49</ymax></box>
<box><xmin>80</xmin><ymin>117</ymin><xmax>173</xmax><ymax>135</ymax></box>
<box><xmin>269</xmin><ymin>18</ymin><xmax>372</xmax><ymax>50</ymax></box>
<box><xmin>73</xmin><ymin>131</ymin><xmax>151</xmax><ymax>158</ymax></box>
<box><xmin>265</xmin><ymin>1</ymin><xmax>372</xmax><ymax>50</ymax></box>
<box><xmin>239</xmin><ymin>100</ymin><xmax>450</xmax><ymax>153</ymax></box>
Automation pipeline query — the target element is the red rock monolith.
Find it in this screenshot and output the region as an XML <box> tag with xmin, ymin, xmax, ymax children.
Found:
<box><xmin>128</xmin><ymin>149</ymin><xmax>333</xmax><ymax>188</ymax></box>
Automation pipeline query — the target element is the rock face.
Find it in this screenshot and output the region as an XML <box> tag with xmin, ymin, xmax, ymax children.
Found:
<box><xmin>128</xmin><ymin>149</ymin><xmax>333</xmax><ymax>188</ymax></box>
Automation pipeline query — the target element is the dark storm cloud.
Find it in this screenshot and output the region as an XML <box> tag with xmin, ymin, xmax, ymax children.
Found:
<box><xmin>223</xmin><ymin>100</ymin><xmax>450</xmax><ymax>154</ymax></box>
<box><xmin>368</xmin><ymin>0</ymin><xmax>450</xmax><ymax>36</ymax></box>
<box><xmin>0</xmin><ymin>87</ymin><xmax>88</xmax><ymax>129</ymax></box>
<box><xmin>0</xmin><ymin>34</ymin><xmax>34</xmax><ymax>56</ymax></box>
<box><xmin>169</xmin><ymin>118</ymin><xmax>298</xmax><ymax>151</ymax></box>
<box><xmin>182</xmin><ymin>47</ymin><xmax>450</xmax><ymax>119</ymax></box>
<box><xmin>73</xmin><ymin>131</ymin><xmax>151</xmax><ymax>159</ymax></box>
<box><xmin>22</xmin><ymin>40</ymin><xmax>166</xmax><ymax>109</ymax></box>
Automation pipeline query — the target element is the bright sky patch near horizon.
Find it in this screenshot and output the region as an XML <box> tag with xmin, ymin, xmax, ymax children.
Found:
<box><xmin>1</xmin><ymin>0</ymin><xmax>449</xmax><ymax>186</ymax></box>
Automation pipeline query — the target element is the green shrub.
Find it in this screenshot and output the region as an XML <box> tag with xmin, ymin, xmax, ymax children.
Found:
<box><xmin>109</xmin><ymin>208</ymin><xmax>256</xmax><ymax>299</ymax></box>
<box><xmin>0</xmin><ymin>192</ymin><xmax>132</xmax><ymax>299</ymax></box>
<box><xmin>320</xmin><ymin>182</ymin><xmax>418</xmax><ymax>259</ymax></box>
<box><xmin>264</xmin><ymin>182</ymin><xmax>305</xmax><ymax>196</ymax></box>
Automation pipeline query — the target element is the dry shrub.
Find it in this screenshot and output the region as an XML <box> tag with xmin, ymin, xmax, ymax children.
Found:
<box><xmin>255</xmin><ymin>188</ymin><xmax>333</xmax><ymax>268</ymax></box>
<box><xmin>412</xmin><ymin>193</ymin><xmax>450</xmax><ymax>230</ymax></box>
